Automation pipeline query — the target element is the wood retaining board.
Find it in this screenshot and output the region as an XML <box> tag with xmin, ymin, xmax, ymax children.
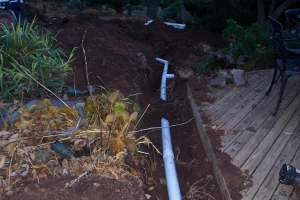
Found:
<box><xmin>188</xmin><ymin>69</ymin><xmax>300</xmax><ymax>200</ymax></box>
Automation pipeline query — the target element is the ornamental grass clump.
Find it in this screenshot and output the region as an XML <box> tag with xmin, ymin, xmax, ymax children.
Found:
<box><xmin>0</xmin><ymin>19</ymin><xmax>74</xmax><ymax>99</ymax></box>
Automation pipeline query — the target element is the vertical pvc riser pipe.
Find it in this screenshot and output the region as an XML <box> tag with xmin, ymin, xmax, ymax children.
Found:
<box><xmin>156</xmin><ymin>58</ymin><xmax>174</xmax><ymax>101</ymax></box>
<box><xmin>161</xmin><ymin>118</ymin><xmax>182</xmax><ymax>200</ymax></box>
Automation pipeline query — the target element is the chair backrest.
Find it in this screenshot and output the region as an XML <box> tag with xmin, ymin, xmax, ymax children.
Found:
<box><xmin>269</xmin><ymin>16</ymin><xmax>286</xmax><ymax>60</ymax></box>
<box><xmin>285</xmin><ymin>9</ymin><xmax>300</xmax><ymax>33</ymax></box>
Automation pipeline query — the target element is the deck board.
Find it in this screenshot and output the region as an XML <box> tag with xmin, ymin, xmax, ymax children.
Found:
<box><xmin>224</xmin><ymin>76</ymin><xmax>300</xmax><ymax>159</ymax></box>
<box><xmin>188</xmin><ymin>69</ymin><xmax>300</xmax><ymax>200</ymax></box>
<box><xmin>220</xmin><ymin>76</ymin><xmax>299</xmax><ymax>153</ymax></box>
<box><xmin>204</xmin><ymin>70</ymin><xmax>271</xmax><ymax>122</ymax></box>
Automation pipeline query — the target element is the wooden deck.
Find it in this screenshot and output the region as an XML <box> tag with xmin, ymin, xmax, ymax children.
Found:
<box><xmin>188</xmin><ymin>69</ymin><xmax>300</xmax><ymax>200</ymax></box>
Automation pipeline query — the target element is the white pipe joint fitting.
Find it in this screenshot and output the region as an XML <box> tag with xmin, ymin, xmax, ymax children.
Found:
<box><xmin>156</xmin><ymin>57</ymin><xmax>174</xmax><ymax>101</ymax></box>
<box><xmin>161</xmin><ymin>118</ymin><xmax>182</xmax><ymax>200</ymax></box>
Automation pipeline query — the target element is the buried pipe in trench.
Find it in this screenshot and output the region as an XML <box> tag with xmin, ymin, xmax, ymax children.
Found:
<box><xmin>161</xmin><ymin>118</ymin><xmax>182</xmax><ymax>200</ymax></box>
<box><xmin>156</xmin><ymin>57</ymin><xmax>181</xmax><ymax>199</ymax></box>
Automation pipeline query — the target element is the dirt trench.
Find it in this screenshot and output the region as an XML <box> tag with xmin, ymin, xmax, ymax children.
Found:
<box><xmin>4</xmin><ymin>7</ymin><xmax>229</xmax><ymax>200</ymax></box>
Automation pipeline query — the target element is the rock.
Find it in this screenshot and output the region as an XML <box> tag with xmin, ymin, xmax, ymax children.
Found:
<box><xmin>230</xmin><ymin>69</ymin><xmax>247</xmax><ymax>87</ymax></box>
<box><xmin>219</xmin><ymin>70</ymin><xmax>233</xmax><ymax>84</ymax></box>
<box><xmin>63</xmin><ymin>93</ymin><xmax>69</xmax><ymax>101</ymax></box>
<box><xmin>210</xmin><ymin>71</ymin><xmax>228</xmax><ymax>87</ymax></box>
<box><xmin>136</xmin><ymin>53</ymin><xmax>143</xmax><ymax>58</ymax></box>
<box><xmin>214</xmin><ymin>49</ymin><xmax>226</xmax><ymax>59</ymax></box>
<box><xmin>225</xmin><ymin>52</ymin><xmax>235</xmax><ymax>63</ymax></box>
<box><xmin>177</xmin><ymin>68</ymin><xmax>194</xmax><ymax>80</ymax></box>
<box><xmin>236</xmin><ymin>55</ymin><xmax>246</xmax><ymax>65</ymax></box>
<box><xmin>202</xmin><ymin>43</ymin><xmax>212</xmax><ymax>52</ymax></box>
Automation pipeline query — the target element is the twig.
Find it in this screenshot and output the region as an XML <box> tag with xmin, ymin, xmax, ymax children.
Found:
<box><xmin>82</xmin><ymin>29</ymin><xmax>89</xmax><ymax>86</ymax></box>
<box><xmin>144</xmin><ymin>159</ymin><xmax>157</xmax><ymax>186</ymax></box>
<box><xmin>81</xmin><ymin>29</ymin><xmax>103</xmax><ymax>128</ymax></box>
<box><xmin>132</xmin><ymin>118</ymin><xmax>194</xmax><ymax>134</ymax></box>
<box><xmin>97</xmin><ymin>76</ymin><xmax>110</xmax><ymax>93</ymax></box>
<box><xmin>73</xmin><ymin>65</ymin><xmax>77</xmax><ymax>96</ymax></box>
<box><xmin>132</xmin><ymin>104</ymin><xmax>150</xmax><ymax>132</ymax></box>
<box><xmin>187</xmin><ymin>159</ymin><xmax>196</xmax><ymax>170</ymax></box>
<box><xmin>185</xmin><ymin>178</ymin><xmax>216</xmax><ymax>200</ymax></box>
<box><xmin>175</xmin><ymin>147</ymin><xmax>187</xmax><ymax>165</ymax></box>
<box><xmin>69</xmin><ymin>147</ymin><xmax>107</xmax><ymax>187</ymax></box>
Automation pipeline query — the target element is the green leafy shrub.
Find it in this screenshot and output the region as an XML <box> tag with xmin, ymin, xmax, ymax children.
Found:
<box><xmin>100</xmin><ymin>0</ymin><xmax>143</xmax><ymax>13</ymax></box>
<box><xmin>66</xmin><ymin>0</ymin><xmax>86</xmax><ymax>13</ymax></box>
<box><xmin>0</xmin><ymin>19</ymin><xmax>74</xmax><ymax>99</ymax></box>
<box><xmin>196</xmin><ymin>52</ymin><xmax>218</xmax><ymax>75</ymax></box>
<box><xmin>86</xmin><ymin>0</ymin><xmax>105</xmax><ymax>9</ymax></box>
<box><xmin>159</xmin><ymin>0</ymin><xmax>181</xmax><ymax>21</ymax></box>
<box><xmin>222</xmin><ymin>18</ymin><xmax>271</xmax><ymax>58</ymax></box>
<box><xmin>183</xmin><ymin>0</ymin><xmax>256</xmax><ymax>32</ymax></box>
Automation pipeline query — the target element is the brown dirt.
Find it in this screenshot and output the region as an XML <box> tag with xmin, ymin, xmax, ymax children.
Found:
<box><xmin>3</xmin><ymin>4</ymin><xmax>249</xmax><ymax>200</ymax></box>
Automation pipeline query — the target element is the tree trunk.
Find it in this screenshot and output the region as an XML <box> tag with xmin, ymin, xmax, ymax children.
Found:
<box><xmin>257</xmin><ymin>0</ymin><xmax>299</xmax><ymax>31</ymax></box>
<box><xmin>270</xmin><ymin>0</ymin><xmax>299</xmax><ymax>19</ymax></box>
<box><xmin>145</xmin><ymin>0</ymin><xmax>159</xmax><ymax>19</ymax></box>
<box><xmin>257</xmin><ymin>0</ymin><xmax>265</xmax><ymax>30</ymax></box>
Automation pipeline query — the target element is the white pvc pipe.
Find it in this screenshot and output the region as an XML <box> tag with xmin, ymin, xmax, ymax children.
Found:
<box><xmin>156</xmin><ymin>57</ymin><xmax>174</xmax><ymax>101</ymax></box>
<box><xmin>164</xmin><ymin>22</ymin><xmax>186</xmax><ymax>29</ymax></box>
<box><xmin>144</xmin><ymin>20</ymin><xmax>186</xmax><ymax>29</ymax></box>
<box><xmin>161</xmin><ymin>118</ymin><xmax>182</xmax><ymax>200</ymax></box>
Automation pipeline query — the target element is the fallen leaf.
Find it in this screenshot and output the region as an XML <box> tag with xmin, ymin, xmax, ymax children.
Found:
<box><xmin>145</xmin><ymin>194</ymin><xmax>151</xmax><ymax>199</ymax></box>
<box><xmin>148</xmin><ymin>186</ymin><xmax>155</xmax><ymax>191</ymax></box>
<box><xmin>93</xmin><ymin>183</ymin><xmax>101</xmax><ymax>187</ymax></box>
<box><xmin>129</xmin><ymin>112</ymin><xmax>138</xmax><ymax>121</ymax></box>
<box><xmin>105</xmin><ymin>114</ymin><xmax>114</xmax><ymax>123</ymax></box>
<box><xmin>0</xmin><ymin>140</ymin><xmax>9</xmax><ymax>148</ymax></box>
<box><xmin>146</xmin><ymin>177</ymin><xmax>153</xmax><ymax>186</ymax></box>
<box><xmin>0</xmin><ymin>155</ymin><xmax>6</xmax><ymax>168</ymax></box>
<box><xmin>32</xmin><ymin>169</ymin><xmax>37</xmax><ymax>181</ymax></box>
<box><xmin>38</xmin><ymin>173</ymin><xmax>47</xmax><ymax>179</ymax></box>
<box><xmin>20</xmin><ymin>164</ymin><xmax>29</xmax><ymax>176</ymax></box>
<box><xmin>62</xmin><ymin>159</ymin><xmax>69</xmax><ymax>169</ymax></box>
<box><xmin>10</xmin><ymin>171</ymin><xmax>18</xmax><ymax>176</ymax></box>
<box><xmin>108</xmin><ymin>90</ymin><xmax>120</xmax><ymax>103</ymax></box>
<box><xmin>39</xmin><ymin>188</ymin><xmax>47</xmax><ymax>192</ymax></box>
<box><xmin>159</xmin><ymin>178</ymin><xmax>166</xmax><ymax>185</ymax></box>
<box><xmin>129</xmin><ymin>167</ymin><xmax>139</xmax><ymax>176</ymax></box>
<box><xmin>206</xmin><ymin>174</ymin><xmax>214</xmax><ymax>180</ymax></box>
<box><xmin>211</xmin><ymin>125</ymin><xmax>217</xmax><ymax>129</ymax></box>
<box><xmin>29</xmin><ymin>153</ymin><xmax>35</xmax><ymax>161</ymax></box>
<box><xmin>0</xmin><ymin>131</ymin><xmax>10</xmax><ymax>137</ymax></box>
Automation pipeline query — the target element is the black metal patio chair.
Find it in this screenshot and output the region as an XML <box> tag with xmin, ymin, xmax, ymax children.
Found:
<box><xmin>285</xmin><ymin>9</ymin><xmax>300</xmax><ymax>37</ymax></box>
<box><xmin>265</xmin><ymin>16</ymin><xmax>300</xmax><ymax>116</ymax></box>
<box><xmin>285</xmin><ymin>9</ymin><xmax>300</xmax><ymax>54</ymax></box>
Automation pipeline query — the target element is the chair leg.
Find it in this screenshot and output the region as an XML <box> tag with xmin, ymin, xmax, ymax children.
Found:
<box><xmin>272</xmin><ymin>75</ymin><xmax>289</xmax><ymax>116</ymax></box>
<box><xmin>265</xmin><ymin>67</ymin><xmax>278</xmax><ymax>95</ymax></box>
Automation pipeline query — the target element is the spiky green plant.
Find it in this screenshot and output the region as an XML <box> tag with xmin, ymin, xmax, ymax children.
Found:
<box><xmin>0</xmin><ymin>18</ymin><xmax>75</xmax><ymax>99</ymax></box>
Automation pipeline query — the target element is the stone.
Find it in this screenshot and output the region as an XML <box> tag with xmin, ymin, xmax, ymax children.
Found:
<box><xmin>219</xmin><ymin>70</ymin><xmax>233</xmax><ymax>84</ymax></box>
<box><xmin>230</xmin><ymin>69</ymin><xmax>248</xmax><ymax>87</ymax></box>
<box><xmin>136</xmin><ymin>53</ymin><xmax>143</xmax><ymax>58</ymax></box>
<box><xmin>202</xmin><ymin>43</ymin><xmax>212</xmax><ymax>52</ymax></box>
<box><xmin>214</xmin><ymin>49</ymin><xmax>226</xmax><ymax>59</ymax></box>
<box><xmin>236</xmin><ymin>55</ymin><xmax>246</xmax><ymax>65</ymax></box>
<box><xmin>210</xmin><ymin>71</ymin><xmax>231</xmax><ymax>87</ymax></box>
<box><xmin>177</xmin><ymin>68</ymin><xmax>194</xmax><ymax>80</ymax></box>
